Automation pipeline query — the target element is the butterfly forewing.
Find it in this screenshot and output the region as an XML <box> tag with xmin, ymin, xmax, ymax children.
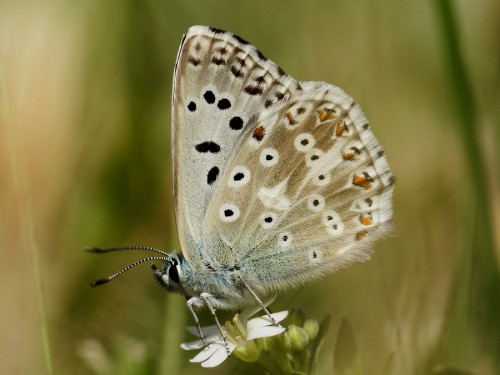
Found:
<box><xmin>172</xmin><ymin>26</ymin><xmax>300</xmax><ymax>266</ymax></box>
<box><xmin>203</xmin><ymin>81</ymin><xmax>395</xmax><ymax>290</ymax></box>
<box><xmin>173</xmin><ymin>25</ymin><xmax>394</xmax><ymax>292</ymax></box>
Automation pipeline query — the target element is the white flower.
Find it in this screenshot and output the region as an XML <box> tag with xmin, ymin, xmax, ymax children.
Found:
<box><xmin>181</xmin><ymin>307</ymin><xmax>288</xmax><ymax>368</ymax></box>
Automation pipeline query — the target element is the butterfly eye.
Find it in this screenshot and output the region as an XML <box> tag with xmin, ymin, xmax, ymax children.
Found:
<box><xmin>294</xmin><ymin>133</ymin><xmax>315</xmax><ymax>152</ymax></box>
<box><xmin>168</xmin><ymin>263</ymin><xmax>180</xmax><ymax>283</ymax></box>
<box><xmin>228</xmin><ymin>166</ymin><xmax>251</xmax><ymax>188</ymax></box>
<box><xmin>259</xmin><ymin>148</ymin><xmax>279</xmax><ymax>167</ymax></box>
<box><xmin>278</xmin><ymin>232</ymin><xmax>292</xmax><ymax>247</ymax></box>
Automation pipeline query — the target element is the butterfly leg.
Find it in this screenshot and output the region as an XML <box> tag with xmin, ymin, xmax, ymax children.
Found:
<box><xmin>186</xmin><ymin>297</ymin><xmax>207</xmax><ymax>346</ymax></box>
<box><xmin>200</xmin><ymin>292</ymin><xmax>231</xmax><ymax>355</ymax></box>
<box><xmin>238</xmin><ymin>277</ymin><xmax>280</xmax><ymax>326</ymax></box>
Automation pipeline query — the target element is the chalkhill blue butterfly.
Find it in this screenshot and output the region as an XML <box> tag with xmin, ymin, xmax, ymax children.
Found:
<box><xmin>88</xmin><ymin>25</ymin><xmax>395</xmax><ymax>351</ymax></box>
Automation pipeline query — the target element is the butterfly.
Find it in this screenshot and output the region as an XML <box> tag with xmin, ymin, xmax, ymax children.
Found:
<box><xmin>88</xmin><ymin>25</ymin><xmax>395</xmax><ymax>352</ymax></box>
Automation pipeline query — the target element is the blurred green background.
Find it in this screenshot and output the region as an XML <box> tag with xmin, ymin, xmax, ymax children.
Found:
<box><xmin>1</xmin><ymin>0</ymin><xmax>499</xmax><ymax>374</ymax></box>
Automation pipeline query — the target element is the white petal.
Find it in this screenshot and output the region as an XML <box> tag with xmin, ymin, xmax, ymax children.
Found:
<box><xmin>247</xmin><ymin>310</ymin><xmax>289</xmax><ymax>330</ymax></box>
<box><xmin>189</xmin><ymin>343</ymin><xmax>220</xmax><ymax>363</ymax></box>
<box><xmin>189</xmin><ymin>340</ymin><xmax>237</xmax><ymax>366</ymax></box>
<box><xmin>247</xmin><ymin>325</ymin><xmax>286</xmax><ymax>340</ymax></box>
<box><xmin>180</xmin><ymin>339</ymin><xmax>205</xmax><ymax>350</ymax></box>
<box><xmin>201</xmin><ymin>342</ymin><xmax>236</xmax><ymax>368</ymax></box>
<box><xmin>182</xmin><ymin>332</ymin><xmax>221</xmax><ymax>351</ymax></box>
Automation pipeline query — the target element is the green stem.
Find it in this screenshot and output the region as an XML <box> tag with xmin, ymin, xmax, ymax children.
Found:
<box><xmin>433</xmin><ymin>0</ymin><xmax>500</xmax><ymax>366</ymax></box>
<box><xmin>1</xmin><ymin>59</ymin><xmax>54</xmax><ymax>374</ymax></box>
<box><xmin>158</xmin><ymin>294</ymin><xmax>186</xmax><ymax>374</ymax></box>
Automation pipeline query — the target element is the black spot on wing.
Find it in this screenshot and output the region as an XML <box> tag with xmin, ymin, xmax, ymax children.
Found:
<box><xmin>188</xmin><ymin>57</ymin><xmax>201</xmax><ymax>66</ymax></box>
<box><xmin>233</xmin><ymin>34</ymin><xmax>249</xmax><ymax>45</ymax></box>
<box><xmin>276</xmin><ymin>66</ymin><xmax>287</xmax><ymax>76</ymax></box>
<box><xmin>195</xmin><ymin>142</ymin><xmax>220</xmax><ymax>153</ymax></box>
<box><xmin>231</xmin><ymin>67</ymin><xmax>244</xmax><ymax>78</ymax></box>
<box><xmin>255</xmin><ymin>49</ymin><xmax>267</xmax><ymax>61</ymax></box>
<box><xmin>204</xmin><ymin>90</ymin><xmax>216</xmax><ymax>104</ymax></box>
<box><xmin>233</xmin><ymin>172</ymin><xmax>244</xmax><ymax>181</ymax></box>
<box><xmin>207</xmin><ymin>166</ymin><xmax>219</xmax><ymax>185</ymax></box>
<box><xmin>229</xmin><ymin>116</ymin><xmax>244</xmax><ymax>130</ymax></box>
<box><xmin>211</xmin><ymin>57</ymin><xmax>226</xmax><ymax>66</ymax></box>
<box><xmin>217</xmin><ymin>98</ymin><xmax>231</xmax><ymax>110</ymax></box>
<box><xmin>209</xmin><ymin>27</ymin><xmax>225</xmax><ymax>34</ymax></box>
<box><xmin>244</xmin><ymin>85</ymin><xmax>263</xmax><ymax>96</ymax></box>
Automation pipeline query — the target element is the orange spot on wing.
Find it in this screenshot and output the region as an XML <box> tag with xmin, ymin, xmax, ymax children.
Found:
<box><xmin>352</xmin><ymin>174</ymin><xmax>372</xmax><ymax>189</ymax></box>
<box><xmin>359</xmin><ymin>214</ymin><xmax>373</xmax><ymax>226</ymax></box>
<box><xmin>253</xmin><ymin>126</ymin><xmax>265</xmax><ymax>141</ymax></box>
<box><xmin>319</xmin><ymin>109</ymin><xmax>336</xmax><ymax>122</ymax></box>
<box><xmin>343</xmin><ymin>152</ymin><xmax>354</xmax><ymax>160</ymax></box>
<box><xmin>356</xmin><ymin>230</ymin><xmax>368</xmax><ymax>241</ymax></box>
<box><xmin>335</xmin><ymin>122</ymin><xmax>345</xmax><ymax>137</ymax></box>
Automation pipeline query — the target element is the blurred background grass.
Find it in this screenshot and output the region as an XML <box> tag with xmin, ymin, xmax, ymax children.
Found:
<box><xmin>1</xmin><ymin>0</ymin><xmax>499</xmax><ymax>374</ymax></box>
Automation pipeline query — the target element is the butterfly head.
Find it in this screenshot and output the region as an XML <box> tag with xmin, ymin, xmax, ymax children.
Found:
<box><xmin>151</xmin><ymin>252</ymin><xmax>188</xmax><ymax>296</ymax></box>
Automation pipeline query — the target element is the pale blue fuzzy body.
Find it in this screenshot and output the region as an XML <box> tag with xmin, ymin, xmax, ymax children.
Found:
<box><xmin>155</xmin><ymin>252</ymin><xmax>260</xmax><ymax>310</ymax></box>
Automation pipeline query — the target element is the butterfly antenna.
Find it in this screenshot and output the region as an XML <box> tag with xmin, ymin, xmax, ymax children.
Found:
<box><xmin>90</xmin><ymin>256</ymin><xmax>170</xmax><ymax>287</ymax></box>
<box><xmin>85</xmin><ymin>245</ymin><xmax>170</xmax><ymax>257</ymax></box>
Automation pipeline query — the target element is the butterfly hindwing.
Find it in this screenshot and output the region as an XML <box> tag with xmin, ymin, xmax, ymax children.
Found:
<box><xmin>173</xmin><ymin>26</ymin><xmax>394</xmax><ymax>291</ymax></box>
<box><xmin>172</xmin><ymin>26</ymin><xmax>300</xmax><ymax>266</ymax></box>
<box><xmin>203</xmin><ymin>81</ymin><xmax>395</xmax><ymax>290</ymax></box>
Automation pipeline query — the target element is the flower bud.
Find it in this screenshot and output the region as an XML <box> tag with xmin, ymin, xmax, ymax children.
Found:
<box><xmin>271</xmin><ymin>331</ymin><xmax>291</xmax><ymax>352</ymax></box>
<box><xmin>303</xmin><ymin>318</ymin><xmax>319</xmax><ymax>340</ymax></box>
<box><xmin>288</xmin><ymin>325</ymin><xmax>309</xmax><ymax>351</ymax></box>
<box><xmin>233</xmin><ymin>340</ymin><xmax>261</xmax><ymax>363</ymax></box>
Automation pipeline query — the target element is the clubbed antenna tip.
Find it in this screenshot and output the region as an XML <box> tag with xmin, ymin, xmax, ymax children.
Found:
<box><xmin>90</xmin><ymin>278</ymin><xmax>111</xmax><ymax>287</ymax></box>
<box><xmin>85</xmin><ymin>246</ymin><xmax>106</xmax><ymax>253</ymax></box>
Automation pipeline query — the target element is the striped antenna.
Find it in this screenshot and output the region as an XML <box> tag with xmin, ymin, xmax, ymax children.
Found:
<box><xmin>86</xmin><ymin>246</ymin><xmax>172</xmax><ymax>286</ymax></box>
